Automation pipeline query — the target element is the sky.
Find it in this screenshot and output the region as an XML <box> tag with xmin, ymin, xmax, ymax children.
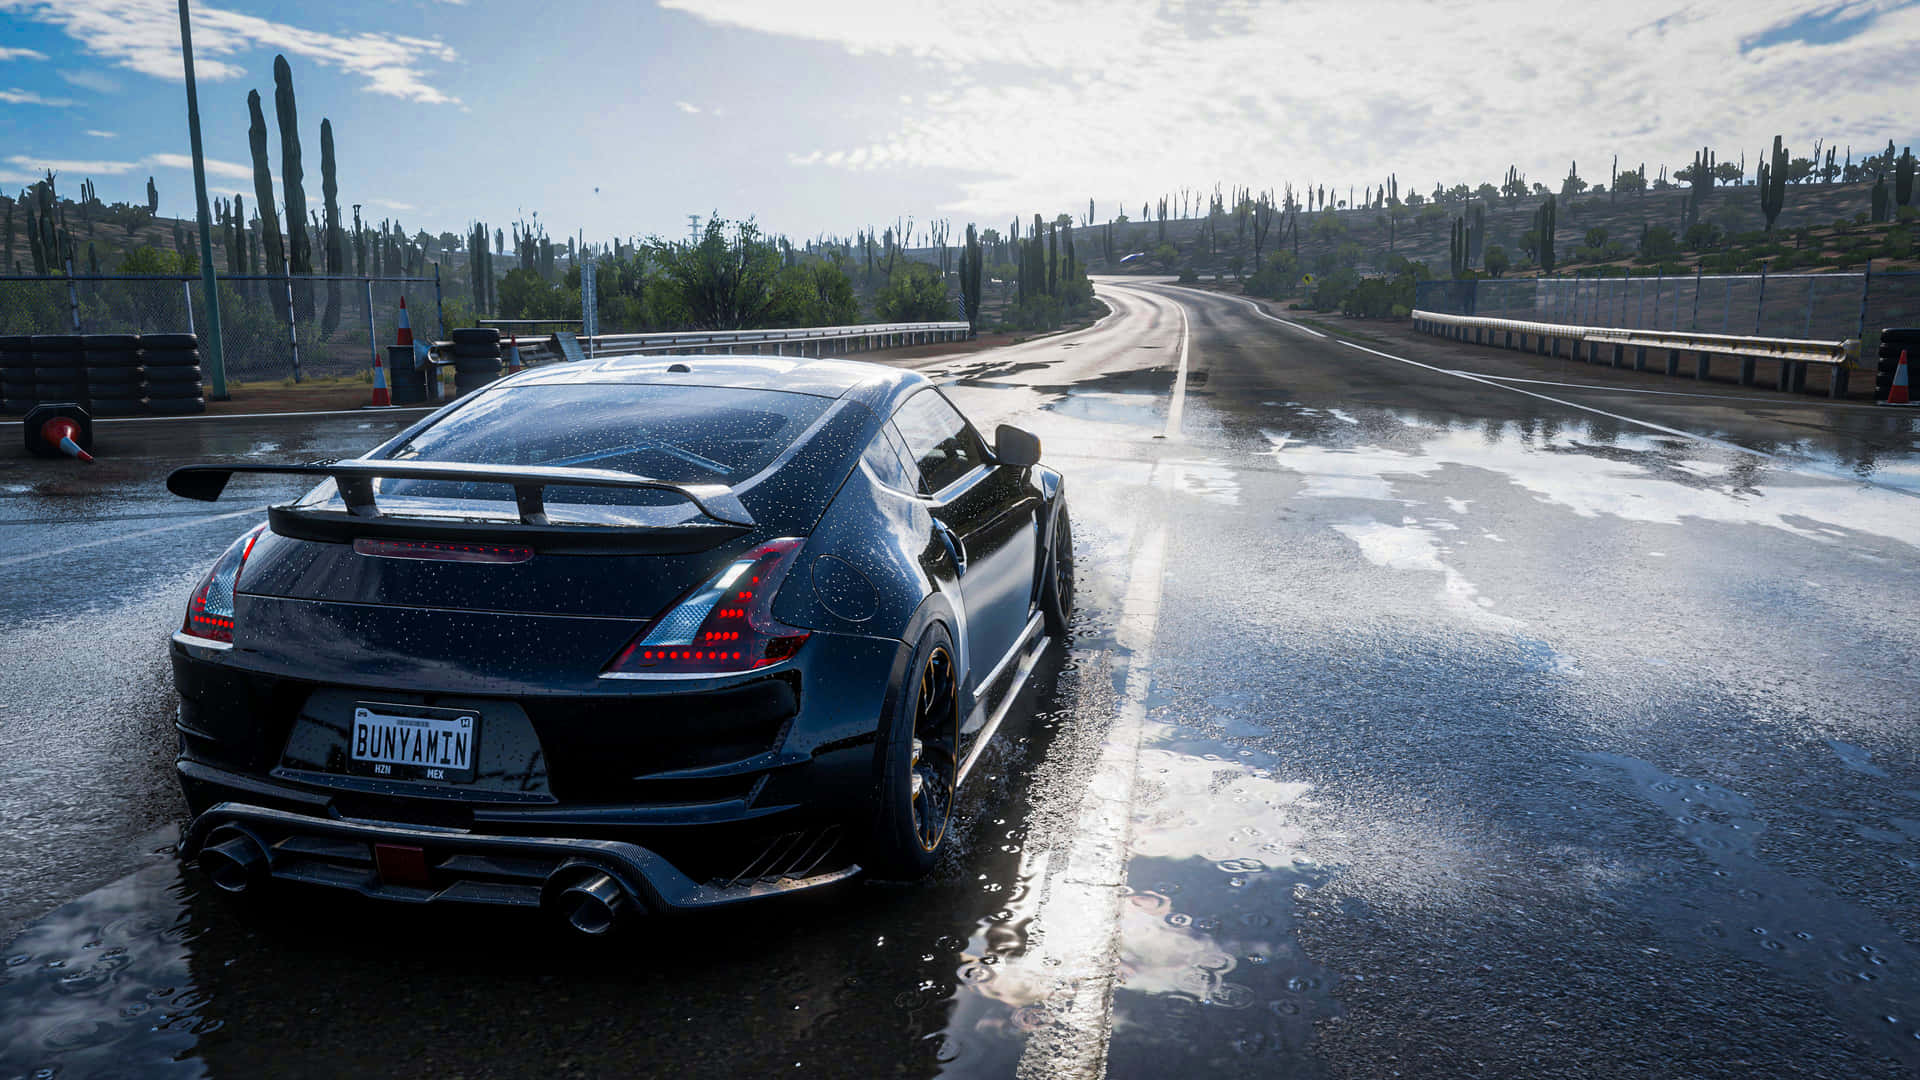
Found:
<box><xmin>2</xmin><ymin>0</ymin><xmax>1919</xmax><ymax>249</ymax></box>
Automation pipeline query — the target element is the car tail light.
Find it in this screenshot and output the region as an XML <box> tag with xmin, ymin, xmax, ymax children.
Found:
<box><xmin>184</xmin><ymin>523</ymin><xmax>268</xmax><ymax>643</ymax></box>
<box><xmin>604</xmin><ymin>538</ymin><xmax>810</xmax><ymax>675</ymax></box>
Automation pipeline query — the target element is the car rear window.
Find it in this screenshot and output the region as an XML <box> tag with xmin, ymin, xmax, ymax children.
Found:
<box><xmin>376</xmin><ymin>383</ymin><xmax>831</xmax><ymax>506</ymax></box>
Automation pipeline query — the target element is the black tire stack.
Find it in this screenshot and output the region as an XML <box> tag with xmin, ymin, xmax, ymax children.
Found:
<box><xmin>142</xmin><ymin>333</ymin><xmax>206</xmax><ymax>414</ymax></box>
<box><xmin>1878</xmin><ymin>327</ymin><xmax>1920</xmax><ymax>402</ymax></box>
<box><xmin>450</xmin><ymin>327</ymin><xmax>502</xmax><ymax>397</ymax></box>
<box><xmin>31</xmin><ymin>335</ymin><xmax>87</xmax><ymax>408</ymax></box>
<box><xmin>0</xmin><ymin>336</ymin><xmax>31</xmax><ymax>414</ymax></box>
<box><xmin>82</xmin><ymin>333</ymin><xmax>145</xmax><ymax>416</ymax></box>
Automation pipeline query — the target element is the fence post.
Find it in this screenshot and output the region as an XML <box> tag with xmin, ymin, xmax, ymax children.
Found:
<box><xmin>64</xmin><ymin>257</ymin><xmax>81</xmax><ymax>331</ymax></box>
<box><xmin>1653</xmin><ymin>270</ymin><xmax>1662</xmax><ymax>329</ymax></box>
<box><xmin>1857</xmin><ymin>260</ymin><xmax>1873</xmax><ymax>344</ymax></box>
<box><xmin>1635</xmin><ymin>272</ymin><xmax>1646</xmax><ymax>329</ymax></box>
<box><xmin>366</xmin><ymin>277</ymin><xmax>377</xmax><ymax>383</ymax></box>
<box><xmin>1723</xmin><ymin>275</ymin><xmax>1732</xmax><ymax>332</ymax></box>
<box><xmin>1691</xmin><ymin>266</ymin><xmax>1703</xmax><ymax>331</ymax></box>
<box><xmin>1754</xmin><ymin>261</ymin><xmax>1768</xmax><ymax>336</ymax></box>
<box><xmin>183</xmin><ymin>279</ymin><xmax>195</xmax><ymax>336</ymax></box>
<box><xmin>283</xmin><ymin>248</ymin><xmax>302</xmax><ymax>383</ymax></box>
<box><xmin>433</xmin><ymin>263</ymin><xmax>446</xmax><ymax>341</ymax></box>
<box><xmin>1804</xmin><ymin>275</ymin><xmax>1816</xmax><ymax>338</ymax></box>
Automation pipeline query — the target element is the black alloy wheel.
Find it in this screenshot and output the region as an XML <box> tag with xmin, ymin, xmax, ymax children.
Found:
<box><xmin>1040</xmin><ymin>511</ymin><xmax>1075</xmax><ymax>637</ymax></box>
<box><xmin>909</xmin><ymin>643</ymin><xmax>959</xmax><ymax>853</ymax></box>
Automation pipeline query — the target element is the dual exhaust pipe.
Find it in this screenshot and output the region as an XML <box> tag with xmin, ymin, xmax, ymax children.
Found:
<box><xmin>196</xmin><ymin>829</ymin><xmax>636</xmax><ymax>936</ymax></box>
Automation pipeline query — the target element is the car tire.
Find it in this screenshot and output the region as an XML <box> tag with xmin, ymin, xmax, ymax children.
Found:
<box><xmin>450</xmin><ymin>327</ymin><xmax>500</xmax><ymax>346</ymax></box>
<box><xmin>141</xmin><ymin>333</ymin><xmax>199</xmax><ymax>350</ymax></box>
<box><xmin>1039</xmin><ymin>509</ymin><xmax>1075</xmax><ymax>638</ymax></box>
<box><xmin>147</xmin><ymin>396</ymin><xmax>206</xmax><ymax>415</ymax></box>
<box><xmin>87</xmin><ymin>397</ymin><xmax>145</xmax><ymax>416</ymax></box>
<box><xmin>451</xmin><ymin>342</ymin><xmax>502</xmax><ymax>359</ymax></box>
<box><xmin>866</xmin><ymin>623</ymin><xmax>961</xmax><ymax>881</ymax></box>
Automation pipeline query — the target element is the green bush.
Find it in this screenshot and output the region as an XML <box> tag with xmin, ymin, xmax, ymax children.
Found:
<box><xmin>873</xmin><ymin>263</ymin><xmax>952</xmax><ymax>322</ymax></box>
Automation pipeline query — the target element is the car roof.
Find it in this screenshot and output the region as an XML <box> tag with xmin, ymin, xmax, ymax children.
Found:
<box><xmin>501</xmin><ymin>354</ymin><xmax>931</xmax><ymax>414</ymax></box>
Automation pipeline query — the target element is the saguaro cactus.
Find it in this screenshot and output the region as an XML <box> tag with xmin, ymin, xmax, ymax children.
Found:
<box><xmin>274</xmin><ymin>56</ymin><xmax>311</xmax><ymax>287</ymax></box>
<box><xmin>1897</xmin><ymin>147</ymin><xmax>1915</xmax><ymax>207</ymax></box>
<box><xmin>1535</xmin><ymin>194</ymin><xmax>1557</xmax><ymax>275</ymax></box>
<box><xmin>1758</xmin><ymin>135</ymin><xmax>1788</xmax><ymax>231</ymax></box>
<box><xmin>247</xmin><ymin>89</ymin><xmax>285</xmax><ymax>279</ymax></box>
<box><xmin>961</xmin><ymin>222</ymin><xmax>982</xmax><ymax>330</ymax></box>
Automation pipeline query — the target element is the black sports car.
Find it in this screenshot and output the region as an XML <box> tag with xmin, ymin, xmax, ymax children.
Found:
<box><xmin>166</xmin><ymin>355</ymin><xmax>1072</xmax><ymax>933</ymax></box>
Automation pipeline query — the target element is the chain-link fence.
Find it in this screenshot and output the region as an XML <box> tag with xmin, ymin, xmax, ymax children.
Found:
<box><xmin>0</xmin><ymin>273</ymin><xmax>445</xmax><ymax>384</ymax></box>
<box><xmin>1414</xmin><ymin>271</ymin><xmax>1920</xmax><ymax>355</ymax></box>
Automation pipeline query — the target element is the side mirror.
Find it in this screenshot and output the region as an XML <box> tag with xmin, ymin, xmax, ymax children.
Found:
<box><xmin>993</xmin><ymin>424</ymin><xmax>1041</xmax><ymax>467</ymax></box>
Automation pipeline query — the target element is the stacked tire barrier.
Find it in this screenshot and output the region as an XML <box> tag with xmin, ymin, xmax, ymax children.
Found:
<box><xmin>1878</xmin><ymin>327</ymin><xmax>1920</xmax><ymax>403</ymax></box>
<box><xmin>141</xmin><ymin>333</ymin><xmax>205</xmax><ymax>414</ymax></box>
<box><xmin>82</xmin><ymin>334</ymin><xmax>145</xmax><ymax>416</ymax></box>
<box><xmin>449</xmin><ymin>327</ymin><xmax>503</xmax><ymax>397</ymax></box>
<box><xmin>0</xmin><ymin>333</ymin><xmax>204</xmax><ymax>416</ymax></box>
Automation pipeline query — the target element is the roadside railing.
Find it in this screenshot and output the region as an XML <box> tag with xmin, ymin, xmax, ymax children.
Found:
<box><xmin>1410</xmin><ymin>310</ymin><xmax>1860</xmax><ymax>398</ymax></box>
<box><xmin>474</xmin><ymin>321</ymin><xmax>971</xmax><ymax>363</ymax></box>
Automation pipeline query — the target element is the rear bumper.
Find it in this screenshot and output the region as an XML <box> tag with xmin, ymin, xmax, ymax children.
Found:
<box><xmin>183</xmin><ymin>800</ymin><xmax>860</xmax><ymax>912</ymax></box>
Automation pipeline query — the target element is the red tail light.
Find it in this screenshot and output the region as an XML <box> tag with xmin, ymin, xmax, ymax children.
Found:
<box><xmin>184</xmin><ymin>524</ymin><xmax>268</xmax><ymax>643</ymax></box>
<box><xmin>604</xmin><ymin>537</ymin><xmax>810</xmax><ymax>675</ymax></box>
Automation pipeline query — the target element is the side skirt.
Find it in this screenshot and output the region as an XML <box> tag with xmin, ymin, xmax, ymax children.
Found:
<box><xmin>955</xmin><ymin>611</ymin><xmax>1050</xmax><ymax>789</ymax></box>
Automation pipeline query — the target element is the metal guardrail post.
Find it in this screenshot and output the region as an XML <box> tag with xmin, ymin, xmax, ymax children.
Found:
<box><xmin>283</xmin><ymin>247</ymin><xmax>301</xmax><ymax>383</ymax></box>
<box><xmin>1804</xmin><ymin>276</ymin><xmax>1817</xmax><ymax>339</ymax></box>
<box><xmin>1754</xmin><ymin>261</ymin><xmax>1769</xmax><ymax>337</ymax></box>
<box><xmin>1857</xmin><ymin>260</ymin><xmax>1873</xmax><ymax>346</ymax></box>
<box><xmin>65</xmin><ymin>256</ymin><xmax>81</xmax><ymax>331</ymax></box>
<box><xmin>366</xmin><ymin>278</ymin><xmax>377</xmax><ymax>386</ymax></box>
<box><xmin>1691</xmin><ymin>266</ymin><xmax>1702</xmax><ymax>332</ymax></box>
<box><xmin>434</xmin><ymin>263</ymin><xmax>446</xmax><ymax>342</ymax></box>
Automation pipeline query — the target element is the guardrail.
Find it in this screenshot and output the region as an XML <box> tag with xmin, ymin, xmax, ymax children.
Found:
<box><xmin>1410</xmin><ymin>310</ymin><xmax>1862</xmax><ymax>398</ymax></box>
<box><xmin>484</xmin><ymin>321</ymin><xmax>971</xmax><ymax>363</ymax></box>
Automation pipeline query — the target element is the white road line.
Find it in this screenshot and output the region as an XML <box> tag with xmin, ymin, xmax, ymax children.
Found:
<box><xmin>1337</xmin><ymin>338</ymin><xmax>1920</xmax><ymax>500</ymax></box>
<box><xmin>1210</xmin><ymin>290</ymin><xmax>1327</xmax><ymax>337</ymax></box>
<box><xmin>1453</xmin><ymin>371</ymin><xmax>1888</xmax><ymax>409</ymax></box>
<box><xmin>1162</xmin><ymin>301</ymin><xmax>1192</xmax><ymax>439</ymax></box>
<box><xmin>1017</xmin><ymin>505</ymin><xmax>1168</xmax><ymax>1079</ymax></box>
<box><xmin>0</xmin><ymin>506</ymin><xmax>265</xmax><ymax>567</ymax></box>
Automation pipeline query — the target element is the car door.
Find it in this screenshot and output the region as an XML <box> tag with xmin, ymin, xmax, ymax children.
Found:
<box><xmin>890</xmin><ymin>389</ymin><xmax>1041</xmax><ymax>690</ymax></box>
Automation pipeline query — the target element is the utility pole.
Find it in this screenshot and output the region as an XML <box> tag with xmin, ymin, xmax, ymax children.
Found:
<box><xmin>178</xmin><ymin>0</ymin><xmax>229</xmax><ymax>399</ymax></box>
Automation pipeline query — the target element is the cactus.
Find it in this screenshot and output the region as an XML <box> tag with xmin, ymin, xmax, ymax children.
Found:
<box><xmin>1897</xmin><ymin>147</ymin><xmax>1915</xmax><ymax>206</ymax></box>
<box><xmin>1682</xmin><ymin>147</ymin><xmax>1713</xmax><ymax>232</ymax></box>
<box><xmin>1449</xmin><ymin>216</ymin><xmax>1465</xmax><ymax>277</ymax></box>
<box><xmin>961</xmin><ymin>222</ymin><xmax>982</xmax><ymax>329</ymax></box>
<box><xmin>1758</xmin><ymin>135</ymin><xmax>1788</xmax><ymax>230</ymax></box>
<box><xmin>246</xmin><ymin>89</ymin><xmax>286</xmax><ymax>278</ymax></box>
<box><xmin>1610</xmin><ymin>155</ymin><xmax>1617</xmax><ymax>202</ymax></box>
<box><xmin>1535</xmin><ymin>194</ymin><xmax>1557</xmax><ymax>275</ymax></box>
<box><xmin>145</xmin><ymin>176</ymin><xmax>157</xmax><ymax>216</ymax></box>
<box><xmin>274</xmin><ymin>53</ymin><xmax>312</xmax><ymax>315</ymax></box>
<box><xmin>1872</xmin><ymin>173</ymin><xmax>1890</xmax><ymax>223</ymax></box>
<box><xmin>1469</xmin><ymin>202</ymin><xmax>1485</xmax><ymax>263</ymax></box>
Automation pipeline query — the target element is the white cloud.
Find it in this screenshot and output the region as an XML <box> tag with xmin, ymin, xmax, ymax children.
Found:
<box><xmin>85</xmin><ymin>129</ymin><xmax>116</xmax><ymax>138</ymax></box>
<box><xmin>665</xmin><ymin>0</ymin><xmax>1920</xmax><ymax>219</ymax></box>
<box><xmin>7</xmin><ymin>154</ymin><xmax>139</xmax><ymax>175</ymax></box>
<box><xmin>145</xmin><ymin>152</ymin><xmax>257</xmax><ymax>182</ymax></box>
<box><xmin>0</xmin><ymin>87</ymin><xmax>75</xmax><ymax>106</ymax></box>
<box><xmin>674</xmin><ymin>100</ymin><xmax>701</xmax><ymax>114</ymax></box>
<box><xmin>0</xmin><ymin>0</ymin><xmax>462</xmax><ymax>105</ymax></box>
<box><xmin>0</xmin><ymin>47</ymin><xmax>48</xmax><ymax>61</ymax></box>
<box><xmin>369</xmin><ymin>198</ymin><xmax>415</xmax><ymax>210</ymax></box>
<box><xmin>59</xmin><ymin>68</ymin><xmax>121</xmax><ymax>93</ymax></box>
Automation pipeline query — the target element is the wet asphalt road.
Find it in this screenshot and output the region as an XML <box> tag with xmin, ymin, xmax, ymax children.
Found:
<box><xmin>3</xmin><ymin>279</ymin><xmax>1920</xmax><ymax>1078</ymax></box>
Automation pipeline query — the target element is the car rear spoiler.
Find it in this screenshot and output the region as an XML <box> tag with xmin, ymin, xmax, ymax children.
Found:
<box><xmin>167</xmin><ymin>460</ymin><xmax>755</xmax><ymax>553</ymax></box>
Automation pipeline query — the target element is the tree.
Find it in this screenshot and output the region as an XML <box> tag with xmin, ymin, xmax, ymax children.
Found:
<box><xmin>1483</xmin><ymin>245</ymin><xmax>1509</xmax><ymax>277</ymax></box>
<box><xmin>1713</xmin><ymin>160</ymin><xmax>1744</xmax><ymax>186</ymax></box>
<box><xmin>649</xmin><ymin>214</ymin><xmax>783</xmax><ymax>330</ymax></box>
<box><xmin>1898</xmin><ymin>147</ymin><xmax>1915</xmax><ymax>207</ymax></box>
<box><xmin>1561</xmin><ymin>161</ymin><xmax>1586</xmax><ymax>198</ymax></box>
<box><xmin>1613</xmin><ymin>166</ymin><xmax>1647</xmax><ymax>197</ymax></box>
<box><xmin>875</xmin><ymin>262</ymin><xmax>952</xmax><ymax>322</ymax></box>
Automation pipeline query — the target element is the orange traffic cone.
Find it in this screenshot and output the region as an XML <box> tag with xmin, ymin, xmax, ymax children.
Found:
<box><xmin>1885</xmin><ymin>349</ymin><xmax>1913</xmax><ymax>406</ymax></box>
<box><xmin>370</xmin><ymin>348</ymin><xmax>392</xmax><ymax>408</ymax></box>
<box><xmin>396</xmin><ymin>295</ymin><xmax>414</xmax><ymax>350</ymax></box>
<box><xmin>506</xmin><ymin>334</ymin><xmax>523</xmax><ymax>374</ymax></box>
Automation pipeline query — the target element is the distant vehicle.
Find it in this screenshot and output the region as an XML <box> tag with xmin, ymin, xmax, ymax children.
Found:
<box><xmin>1117</xmin><ymin>252</ymin><xmax>1149</xmax><ymax>264</ymax></box>
<box><xmin>165</xmin><ymin>355</ymin><xmax>1073</xmax><ymax>933</ymax></box>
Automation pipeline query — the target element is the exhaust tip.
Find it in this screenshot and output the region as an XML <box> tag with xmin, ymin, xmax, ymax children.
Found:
<box><xmin>553</xmin><ymin>871</ymin><xmax>632</xmax><ymax>936</ymax></box>
<box><xmin>200</xmin><ymin>832</ymin><xmax>269</xmax><ymax>895</ymax></box>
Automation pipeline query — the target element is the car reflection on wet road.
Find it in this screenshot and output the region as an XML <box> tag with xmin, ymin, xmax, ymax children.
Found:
<box><xmin>4</xmin><ymin>280</ymin><xmax>1919</xmax><ymax>1078</ymax></box>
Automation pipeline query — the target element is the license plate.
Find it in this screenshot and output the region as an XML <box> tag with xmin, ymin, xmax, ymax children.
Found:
<box><xmin>350</xmin><ymin>704</ymin><xmax>477</xmax><ymax>782</ymax></box>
